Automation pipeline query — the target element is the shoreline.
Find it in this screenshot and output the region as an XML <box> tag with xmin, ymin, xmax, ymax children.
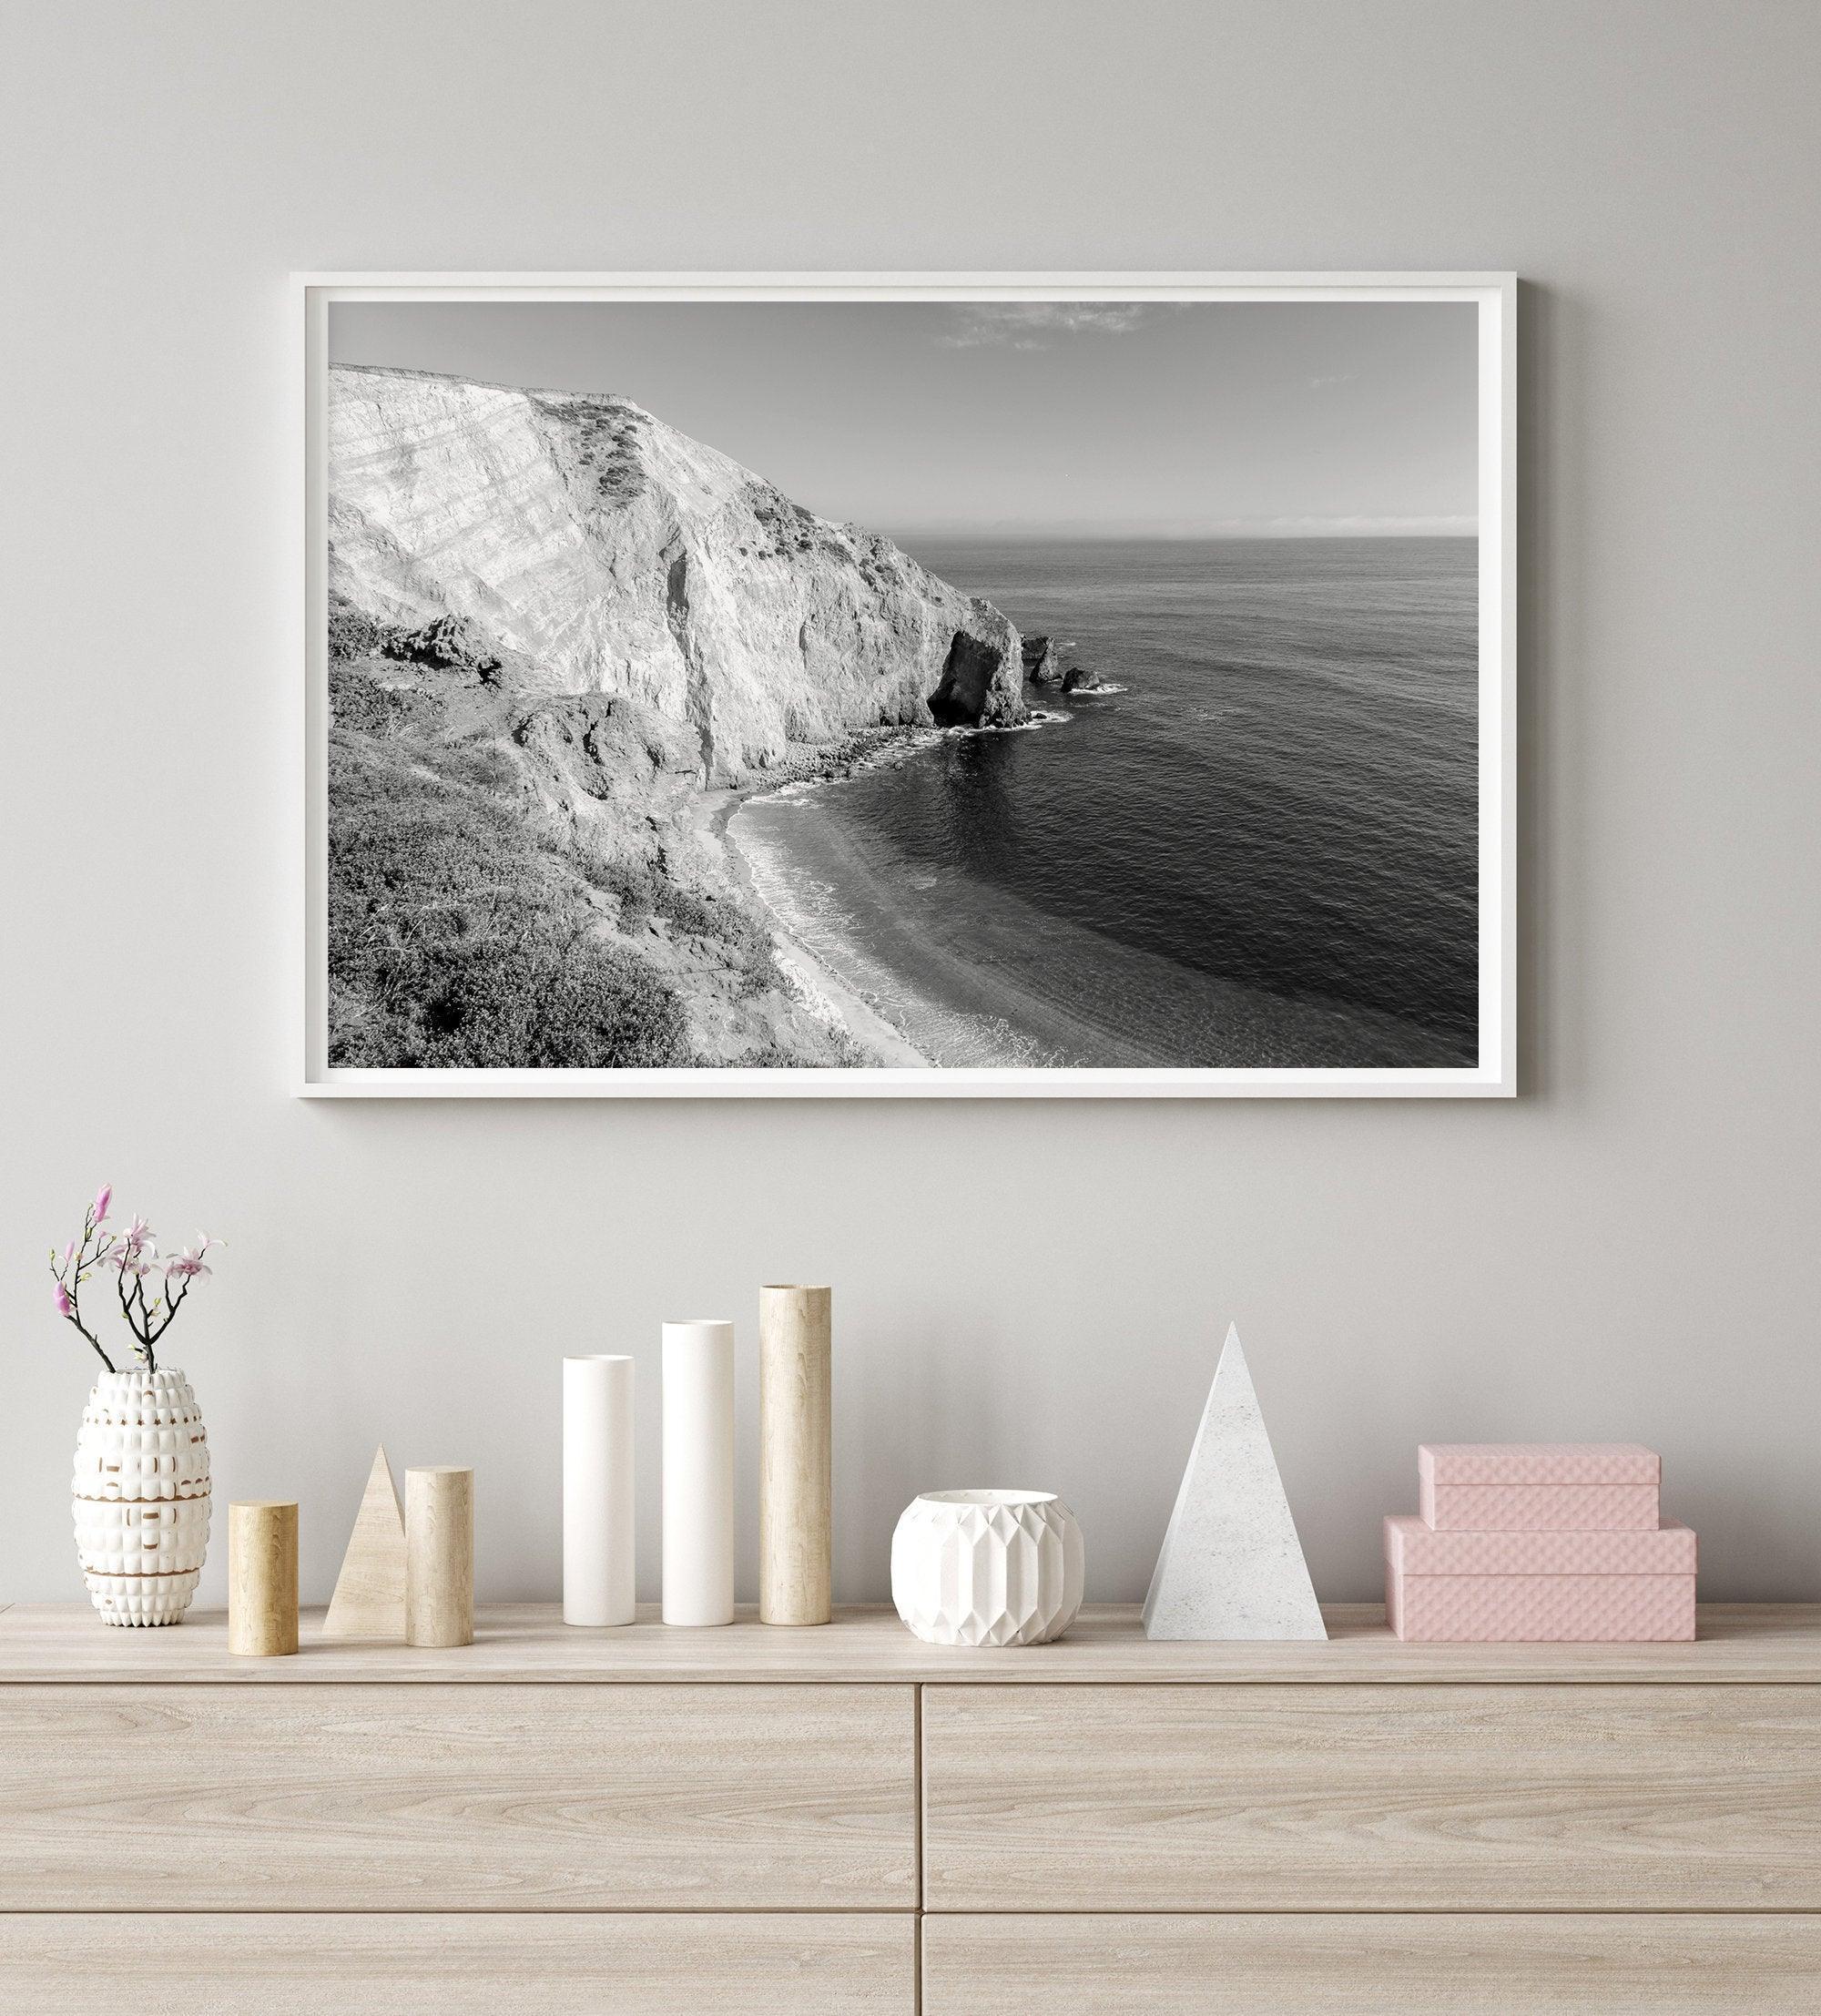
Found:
<box><xmin>707</xmin><ymin>712</ymin><xmax>1124</xmax><ymax>1071</ymax></box>
<box><xmin>717</xmin><ymin>718</ymin><xmax>1165</xmax><ymax>1071</ymax></box>
<box><xmin>694</xmin><ymin>731</ymin><xmax>933</xmax><ymax>1068</ymax></box>
<box><xmin>704</xmin><ymin>709</ymin><xmax>1468</xmax><ymax>1074</ymax></box>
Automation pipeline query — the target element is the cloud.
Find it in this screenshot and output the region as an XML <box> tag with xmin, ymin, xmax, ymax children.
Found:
<box><xmin>1307</xmin><ymin>372</ymin><xmax>1356</xmax><ymax>389</ymax></box>
<box><xmin>939</xmin><ymin>303</ymin><xmax>1156</xmax><ymax>350</ymax></box>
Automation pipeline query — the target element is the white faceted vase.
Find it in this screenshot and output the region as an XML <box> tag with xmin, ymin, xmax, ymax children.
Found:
<box><xmin>72</xmin><ymin>1368</ymin><xmax>211</xmax><ymax>1626</ymax></box>
<box><xmin>891</xmin><ymin>1490</ymin><xmax>1085</xmax><ymax>1647</ymax></box>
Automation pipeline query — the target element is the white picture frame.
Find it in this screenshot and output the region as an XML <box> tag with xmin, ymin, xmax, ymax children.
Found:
<box><xmin>296</xmin><ymin>271</ymin><xmax>1515</xmax><ymax>1098</ymax></box>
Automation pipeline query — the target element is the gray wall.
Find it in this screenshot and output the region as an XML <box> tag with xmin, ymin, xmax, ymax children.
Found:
<box><xmin>5</xmin><ymin>1</ymin><xmax>1817</xmax><ymax>1612</ymax></box>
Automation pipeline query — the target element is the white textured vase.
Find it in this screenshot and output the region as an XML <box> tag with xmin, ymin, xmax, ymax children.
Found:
<box><xmin>891</xmin><ymin>1490</ymin><xmax>1085</xmax><ymax>1648</ymax></box>
<box><xmin>72</xmin><ymin>1368</ymin><xmax>211</xmax><ymax>1626</ymax></box>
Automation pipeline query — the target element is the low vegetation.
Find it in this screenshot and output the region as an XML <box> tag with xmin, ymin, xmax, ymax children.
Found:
<box><xmin>536</xmin><ymin>392</ymin><xmax>647</xmax><ymax>511</ymax></box>
<box><xmin>326</xmin><ymin>659</ymin><xmax>819</xmax><ymax>1068</ymax></box>
<box><xmin>327</xmin><ymin>698</ymin><xmax>693</xmax><ymax>1069</ymax></box>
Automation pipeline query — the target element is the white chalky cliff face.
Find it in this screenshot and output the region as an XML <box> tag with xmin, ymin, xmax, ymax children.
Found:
<box><xmin>72</xmin><ymin>1369</ymin><xmax>211</xmax><ymax>1626</ymax></box>
<box><xmin>329</xmin><ymin>364</ymin><xmax>1024</xmax><ymax>779</ymax></box>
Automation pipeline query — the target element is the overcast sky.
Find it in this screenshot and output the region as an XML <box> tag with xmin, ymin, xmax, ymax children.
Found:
<box><xmin>331</xmin><ymin>300</ymin><xmax>1477</xmax><ymax>537</ymax></box>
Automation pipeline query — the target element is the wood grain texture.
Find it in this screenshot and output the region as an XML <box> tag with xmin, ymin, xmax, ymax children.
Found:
<box><xmin>922</xmin><ymin>1683</ymin><xmax>1821</xmax><ymax>1910</ymax></box>
<box><xmin>322</xmin><ymin>1446</ymin><xmax>406</xmax><ymax>1640</ymax></box>
<box><xmin>228</xmin><ymin>1502</ymin><xmax>298</xmax><ymax>1657</ymax></box>
<box><xmin>405</xmin><ymin>1467</ymin><xmax>473</xmax><ymax>1647</ymax></box>
<box><xmin>0</xmin><ymin>1684</ymin><xmax>915</xmax><ymax>1910</ymax></box>
<box><xmin>3</xmin><ymin>1604</ymin><xmax>1817</xmax><ymax>1685</ymax></box>
<box><xmin>0</xmin><ymin>1915</ymin><xmax>914</xmax><ymax>2014</ymax></box>
<box><xmin>759</xmin><ymin>1284</ymin><xmax>832</xmax><ymax>1625</ymax></box>
<box><xmin>921</xmin><ymin>1915</ymin><xmax>1821</xmax><ymax>2015</ymax></box>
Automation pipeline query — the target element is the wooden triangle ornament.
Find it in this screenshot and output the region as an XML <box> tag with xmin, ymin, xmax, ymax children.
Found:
<box><xmin>1143</xmin><ymin>1324</ymin><xmax>1328</xmax><ymax>1642</ymax></box>
<box><xmin>322</xmin><ymin>1446</ymin><xmax>407</xmax><ymax>1640</ymax></box>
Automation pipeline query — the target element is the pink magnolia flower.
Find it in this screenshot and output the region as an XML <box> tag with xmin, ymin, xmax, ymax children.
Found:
<box><xmin>61</xmin><ymin>1240</ymin><xmax>76</xmax><ymax>1273</ymax></box>
<box><xmin>92</xmin><ymin>1184</ymin><xmax>112</xmax><ymax>1224</ymax></box>
<box><xmin>111</xmin><ymin>1234</ymin><xmax>155</xmax><ymax>1279</ymax></box>
<box><xmin>55</xmin><ymin>1284</ymin><xmax>74</xmax><ymax>1319</ymax></box>
<box><xmin>166</xmin><ymin>1236</ymin><xmax>220</xmax><ymax>1282</ymax></box>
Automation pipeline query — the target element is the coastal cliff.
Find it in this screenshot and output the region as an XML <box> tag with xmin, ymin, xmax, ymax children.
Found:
<box><xmin>326</xmin><ymin>363</ymin><xmax>1024</xmax><ymax>1070</ymax></box>
<box><xmin>330</xmin><ymin>364</ymin><xmax>1025</xmax><ymax>775</ymax></box>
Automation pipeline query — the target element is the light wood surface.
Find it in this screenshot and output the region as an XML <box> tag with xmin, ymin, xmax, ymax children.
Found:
<box><xmin>0</xmin><ymin>1915</ymin><xmax>915</xmax><ymax>2014</ymax></box>
<box><xmin>3</xmin><ymin>1603</ymin><xmax>1817</xmax><ymax>1685</ymax></box>
<box><xmin>0</xmin><ymin>1683</ymin><xmax>916</xmax><ymax>1909</ymax></box>
<box><xmin>322</xmin><ymin>1446</ymin><xmax>406</xmax><ymax>1639</ymax></box>
<box><xmin>760</xmin><ymin>1283</ymin><xmax>833</xmax><ymax>1625</ymax></box>
<box><xmin>227</xmin><ymin>1502</ymin><xmax>299</xmax><ymax>1657</ymax></box>
<box><xmin>921</xmin><ymin>1915</ymin><xmax>1821</xmax><ymax>2014</ymax></box>
<box><xmin>4</xmin><ymin>1603</ymin><xmax>1820</xmax><ymax>1998</ymax></box>
<box><xmin>922</xmin><ymin>1682</ymin><xmax>1821</xmax><ymax>1909</ymax></box>
<box><xmin>406</xmin><ymin>1466</ymin><xmax>473</xmax><ymax>1647</ymax></box>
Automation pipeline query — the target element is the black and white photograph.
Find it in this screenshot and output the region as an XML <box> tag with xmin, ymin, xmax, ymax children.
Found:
<box><xmin>309</xmin><ymin>279</ymin><xmax>1510</xmax><ymax>1094</ymax></box>
<box><xmin>16</xmin><ymin>9</ymin><xmax>1821</xmax><ymax>2009</ymax></box>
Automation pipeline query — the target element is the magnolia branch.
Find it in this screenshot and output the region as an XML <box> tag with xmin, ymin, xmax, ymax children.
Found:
<box><xmin>48</xmin><ymin>1186</ymin><xmax>221</xmax><ymax>1377</ymax></box>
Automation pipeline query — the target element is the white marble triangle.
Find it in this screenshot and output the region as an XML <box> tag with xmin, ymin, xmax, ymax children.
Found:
<box><xmin>1143</xmin><ymin>1325</ymin><xmax>1327</xmax><ymax>1641</ymax></box>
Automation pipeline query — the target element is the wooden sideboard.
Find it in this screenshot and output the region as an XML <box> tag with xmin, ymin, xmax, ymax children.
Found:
<box><xmin>2</xmin><ymin>1602</ymin><xmax>1819</xmax><ymax>2012</ymax></box>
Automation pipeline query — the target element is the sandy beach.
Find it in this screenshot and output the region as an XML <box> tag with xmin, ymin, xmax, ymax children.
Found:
<box><xmin>722</xmin><ymin>763</ymin><xmax>1148</xmax><ymax>1069</ymax></box>
<box><xmin>696</xmin><ymin>777</ymin><xmax>931</xmax><ymax>1069</ymax></box>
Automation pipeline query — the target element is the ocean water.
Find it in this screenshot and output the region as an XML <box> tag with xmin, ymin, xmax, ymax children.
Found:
<box><xmin>733</xmin><ymin>536</ymin><xmax>1480</xmax><ymax>1070</ymax></box>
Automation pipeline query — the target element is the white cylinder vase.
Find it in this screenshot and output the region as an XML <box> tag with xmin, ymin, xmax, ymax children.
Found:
<box><xmin>564</xmin><ymin>1354</ymin><xmax>636</xmax><ymax>1627</ymax></box>
<box><xmin>662</xmin><ymin>1320</ymin><xmax>735</xmax><ymax>1626</ymax></box>
<box><xmin>891</xmin><ymin>1490</ymin><xmax>1085</xmax><ymax>1648</ymax></box>
<box><xmin>72</xmin><ymin>1367</ymin><xmax>211</xmax><ymax>1626</ymax></box>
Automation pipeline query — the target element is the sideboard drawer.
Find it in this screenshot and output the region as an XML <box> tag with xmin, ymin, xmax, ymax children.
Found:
<box><xmin>0</xmin><ymin>1685</ymin><xmax>916</xmax><ymax>1910</ymax></box>
<box><xmin>922</xmin><ymin>1684</ymin><xmax>1821</xmax><ymax>1909</ymax></box>
<box><xmin>921</xmin><ymin>1914</ymin><xmax>1821</xmax><ymax>2015</ymax></box>
<box><xmin>0</xmin><ymin>1913</ymin><xmax>915</xmax><ymax>2014</ymax></box>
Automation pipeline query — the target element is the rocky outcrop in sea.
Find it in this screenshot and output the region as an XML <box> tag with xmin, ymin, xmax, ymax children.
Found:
<box><xmin>1022</xmin><ymin>635</ymin><xmax>1063</xmax><ymax>687</ymax></box>
<box><xmin>1022</xmin><ymin>634</ymin><xmax>1116</xmax><ymax>696</ymax></box>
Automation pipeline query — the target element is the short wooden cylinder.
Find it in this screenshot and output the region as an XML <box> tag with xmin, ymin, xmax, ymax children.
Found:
<box><xmin>228</xmin><ymin>1501</ymin><xmax>298</xmax><ymax>1657</ymax></box>
<box><xmin>759</xmin><ymin>1284</ymin><xmax>832</xmax><ymax>1626</ymax></box>
<box><xmin>405</xmin><ymin>1467</ymin><xmax>474</xmax><ymax>1648</ymax></box>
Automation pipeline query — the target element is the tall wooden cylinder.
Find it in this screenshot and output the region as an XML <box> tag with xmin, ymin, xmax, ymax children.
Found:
<box><xmin>759</xmin><ymin>1284</ymin><xmax>832</xmax><ymax>1625</ymax></box>
<box><xmin>662</xmin><ymin>1321</ymin><xmax>736</xmax><ymax>1626</ymax></box>
<box><xmin>229</xmin><ymin>1501</ymin><xmax>298</xmax><ymax>1656</ymax></box>
<box><xmin>405</xmin><ymin>1466</ymin><xmax>473</xmax><ymax>1648</ymax></box>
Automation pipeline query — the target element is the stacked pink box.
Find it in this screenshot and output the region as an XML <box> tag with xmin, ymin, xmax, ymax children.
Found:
<box><xmin>1386</xmin><ymin>1443</ymin><xmax>1696</xmax><ymax>1642</ymax></box>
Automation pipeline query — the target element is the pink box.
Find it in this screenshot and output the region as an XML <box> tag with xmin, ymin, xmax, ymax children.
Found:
<box><xmin>1418</xmin><ymin>1443</ymin><xmax>1661</xmax><ymax>1487</ymax></box>
<box><xmin>1419</xmin><ymin>1478</ymin><xmax>1660</xmax><ymax>1531</ymax></box>
<box><xmin>1385</xmin><ymin>1514</ymin><xmax>1697</xmax><ymax>1577</ymax></box>
<box><xmin>1386</xmin><ymin>1565</ymin><xmax>1696</xmax><ymax>1642</ymax></box>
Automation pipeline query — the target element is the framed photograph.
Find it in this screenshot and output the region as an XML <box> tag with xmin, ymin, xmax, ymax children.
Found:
<box><xmin>297</xmin><ymin>272</ymin><xmax>1514</xmax><ymax>1097</ymax></box>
